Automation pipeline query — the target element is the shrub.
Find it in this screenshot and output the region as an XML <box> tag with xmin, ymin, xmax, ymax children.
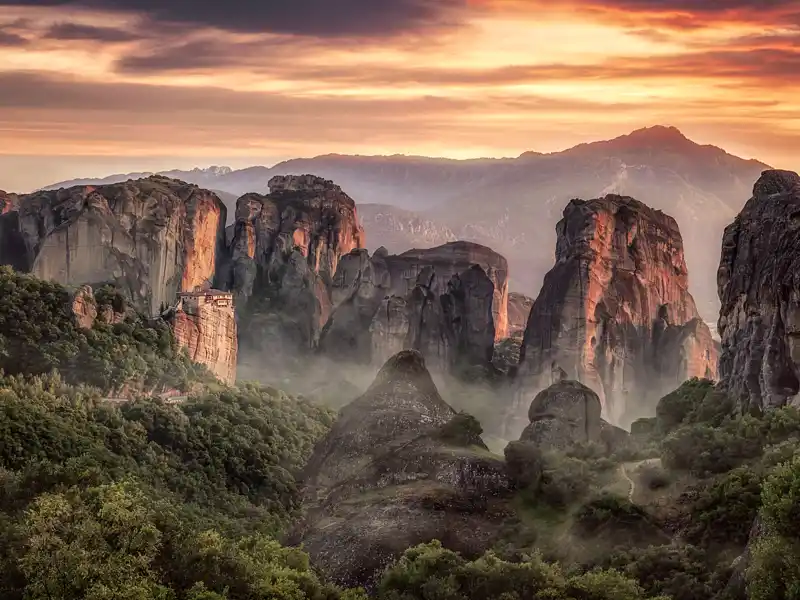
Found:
<box><xmin>438</xmin><ymin>411</ymin><xmax>484</xmax><ymax>447</ymax></box>
<box><xmin>504</xmin><ymin>441</ymin><xmax>544</xmax><ymax>490</ymax></box>
<box><xmin>539</xmin><ymin>455</ymin><xmax>594</xmax><ymax>508</ymax></box>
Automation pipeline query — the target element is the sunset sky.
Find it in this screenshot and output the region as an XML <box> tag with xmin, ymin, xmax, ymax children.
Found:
<box><xmin>0</xmin><ymin>0</ymin><xmax>798</xmax><ymax>191</ymax></box>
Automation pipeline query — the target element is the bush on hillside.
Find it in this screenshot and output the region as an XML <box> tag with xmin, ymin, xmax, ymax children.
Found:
<box><xmin>747</xmin><ymin>457</ymin><xmax>800</xmax><ymax>600</ymax></box>
<box><xmin>377</xmin><ymin>541</ymin><xmax>666</xmax><ymax>600</ymax></box>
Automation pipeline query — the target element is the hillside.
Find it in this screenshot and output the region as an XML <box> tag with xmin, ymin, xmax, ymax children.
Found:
<box><xmin>0</xmin><ymin>268</ymin><xmax>798</xmax><ymax>599</ymax></box>
<box><xmin>44</xmin><ymin>126</ymin><xmax>768</xmax><ymax>322</ymax></box>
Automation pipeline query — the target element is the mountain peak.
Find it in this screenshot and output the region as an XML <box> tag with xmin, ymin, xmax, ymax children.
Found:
<box><xmin>614</xmin><ymin>125</ymin><xmax>692</xmax><ymax>147</ymax></box>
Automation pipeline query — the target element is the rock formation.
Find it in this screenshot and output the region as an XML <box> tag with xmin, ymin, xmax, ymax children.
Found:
<box><xmin>717</xmin><ymin>170</ymin><xmax>800</xmax><ymax>412</ymax></box>
<box><xmin>291</xmin><ymin>350</ymin><xmax>510</xmax><ymax>589</ymax></box>
<box><xmin>0</xmin><ymin>177</ymin><xmax>228</xmax><ymax>314</ymax></box>
<box><xmin>519</xmin><ymin>380</ymin><xmax>602</xmax><ymax>451</ymax></box>
<box><xmin>512</xmin><ymin>195</ymin><xmax>718</xmax><ymax>435</ymax></box>
<box><xmin>171</xmin><ymin>289</ymin><xmax>238</xmax><ymax>385</ymax></box>
<box><xmin>70</xmin><ymin>285</ymin><xmax>99</xmax><ymax>330</ymax></box>
<box><xmin>319</xmin><ymin>241</ymin><xmax>509</xmax><ymax>373</ymax></box>
<box><xmin>67</xmin><ymin>284</ymin><xmax>128</xmax><ymax>329</ymax></box>
<box><xmin>221</xmin><ymin>175</ymin><xmax>364</xmax><ymax>353</ymax></box>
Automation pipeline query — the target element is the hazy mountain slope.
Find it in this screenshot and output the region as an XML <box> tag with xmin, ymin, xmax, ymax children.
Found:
<box><xmin>433</xmin><ymin>127</ymin><xmax>768</xmax><ymax>321</ymax></box>
<box><xmin>356</xmin><ymin>203</ymin><xmax>457</xmax><ymax>254</ymax></box>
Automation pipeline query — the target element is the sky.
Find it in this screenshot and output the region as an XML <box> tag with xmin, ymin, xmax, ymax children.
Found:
<box><xmin>0</xmin><ymin>0</ymin><xmax>798</xmax><ymax>191</ymax></box>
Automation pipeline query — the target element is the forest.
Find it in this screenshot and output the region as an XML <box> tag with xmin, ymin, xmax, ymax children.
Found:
<box><xmin>0</xmin><ymin>268</ymin><xmax>798</xmax><ymax>600</ymax></box>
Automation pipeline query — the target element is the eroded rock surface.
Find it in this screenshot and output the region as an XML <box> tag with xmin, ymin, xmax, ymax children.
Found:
<box><xmin>222</xmin><ymin>174</ymin><xmax>364</xmax><ymax>353</ymax></box>
<box><xmin>320</xmin><ymin>241</ymin><xmax>508</xmax><ymax>373</ymax></box>
<box><xmin>717</xmin><ymin>170</ymin><xmax>800</xmax><ymax>412</ymax></box>
<box><xmin>0</xmin><ymin>177</ymin><xmax>228</xmax><ymax>314</ymax></box>
<box><xmin>171</xmin><ymin>289</ymin><xmax>238</xmax><ymax>385</ymax></box>
<box><xmin>290</xmin><ymin>350</ymin><xmax>511</xmax><ymax>590</ymax></box>
<box><xmin>512</xmin><ymin>195</ymin><xmax>717</xmax><ymax>435</ymax></box>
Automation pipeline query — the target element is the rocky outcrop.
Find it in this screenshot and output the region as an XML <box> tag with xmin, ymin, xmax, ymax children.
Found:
<box><xmin>0</xmin><ymin>177</ymin><xmax>228</xmax><ymax>314</ymax></box>
<box><xmin>70</xmin><ymin>285</ymin><xmax>98</xmax><ymax>330</ymax></box>
<box><xmin>320</xmin><ymin>241</ymin><xmax>509</xmax><ymax>373</ymax></box>
<box><xmin>222</xmin><ymin>175</ymin><xmax>364</xmax><ymax>352</ymax></box>
<box><xmin>171</xmin><ymin>289</ymin><xmax>238</xmax><ymax>385</ymax></box>
<box><xmin>290</xmin><ymin>350</ymin><xmax>510</xmax><ymax>590</ymax></box>
<box><xmin>519</xmin><ymin>379</ymin><xmax>602</xmax><ymax>451</ymax></box>
<box><xmin>513</xmin><ymin>195</ymin><xmax>718</xmax><ymax>435</ymax></box>
<box><xmin>717</xmin><ymin>170</ymin><xmax>800</xmax><ymax>412</ymax></box>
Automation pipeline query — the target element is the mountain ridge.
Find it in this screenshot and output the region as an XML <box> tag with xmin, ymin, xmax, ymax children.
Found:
<box><xmin>37</xmin><ymin>125</ymin><xmax>772</xmax><ymax>322</ymax></box>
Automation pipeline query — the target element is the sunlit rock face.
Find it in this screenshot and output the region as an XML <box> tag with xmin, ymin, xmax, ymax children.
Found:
<box><xmin>0</xmin><ymin>176</ymin><xmax>228</xmax><ymax>314</ymax></box>
<box><xmin>221</xmin><ymin>174</ymin><xmax>365</xmax><ymax>353</ymax></box>
<box><xmin>319</xmin><ymin>241</ymin><xmax>509</xmax><ymax>373</ymax></box>
<box><xmin>172</xmin><ymin>289</ymin><xmax>238</xmax><ymax>385</ymax></box>
<box><xmin>510</xmin><ymin>194</ymin><xmax>717</xmax><ymax>436</ymax></box>
<box><xmin>291</xmin><ymin>350</ymin><xmax>511</xmax><ymax>590</ymax></box>
<box><xmin>717</xmin><ymin>169</ymin><xmax>800</xmax><ymax>412</ymax></box>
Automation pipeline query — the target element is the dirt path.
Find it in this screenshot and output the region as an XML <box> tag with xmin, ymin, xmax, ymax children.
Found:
<box><xmin>620</xmin><ymin>458</ymin><xmax>661</xmax><ymax>503</ymax></box>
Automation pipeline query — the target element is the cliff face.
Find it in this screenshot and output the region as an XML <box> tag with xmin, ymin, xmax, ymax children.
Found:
<box><xmin>171</xmin><ymin>290</ymin><xmax>238</xmax><ymax>385</ymax></box>
<box><xmin>319</xmin><ymin>241</ymin><xmax>509</xmax><ymax>373</ymax></box>
<box><xmin>717</xmin><ymin>170</ymin><xmax>800</xmax><ymax>412</ymax></box>
<box><xmin>0</xmin><ymin>177</ymin><xmax>228</xmax><ymax>314</ymax></box>
<box><xmin>513</xmin><ymin>195</ymin><xmax>718</xmax><ymax>434</ymax></box>
<box><xmin>291</xmin><ymin>350</ymin><xmax>510</xmax><ymax>589</ymax></box>
<box><xmin>222</xmin><ymin>174</ymin><xmax>365</xmax><ymax>352</ymax></box>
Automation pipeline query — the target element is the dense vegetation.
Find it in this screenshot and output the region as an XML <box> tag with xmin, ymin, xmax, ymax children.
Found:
<box><xmin>0</xmin><ymin>266</ymin><xmax>213</xmax><ymax>393</ymax></box>
<box><xmin>1</xmin><ymin>268</ymin><xmax>799</xmax><ymax>599</ymax></box>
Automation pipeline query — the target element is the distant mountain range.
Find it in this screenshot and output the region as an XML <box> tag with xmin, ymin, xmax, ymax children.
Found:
<box><xmin>45</xmin><ymin>126</ymin><xmax>771</xmax><ymax>323</ymax></box>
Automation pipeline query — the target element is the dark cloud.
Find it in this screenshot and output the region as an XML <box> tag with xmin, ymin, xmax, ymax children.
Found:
<box><xmin>0</xmin><ymin>20</ymin><xmax>29</xmax><ymax>46</ymax></box>
<box><xmin>0</xmin><ymin>0</ymin><xmax>467</xmax><ymax>37</ymax></box>
<box><xmin>43</xmin><ymin>22</ymin><xmax>145</xmax><ymax>41</ymax></box>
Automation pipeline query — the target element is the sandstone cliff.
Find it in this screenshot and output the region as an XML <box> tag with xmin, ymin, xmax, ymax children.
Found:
<box><xmin>513</xmin><ymin>195</ymin><xmax>718</xmax><ymax>435</ymax></box>
<box><xmin>319</xmin><ymin>241</ymin><xmax>508</xmax><ymax>373</ymax></box>
<box><xmin>717</xmin><ymin>169</ymin><xmax>800</xmax><ymax>412</ymax></box>
<box><xmin>290</xmin><ymin>350</ymin><xmax>510</xmax><ymax>589</ymax></box>
<box><xmin>0</xmin><ymin>177</ymin><xmax>228</xmax><ymax>314</ymax></box>
<box><xmin>171</xmin><ymin>289</ymin><xmax>238</xmax><ymax>385</ymax></box>
<box><xmin>222</xmin><ymin>174</ymin><xmax>364</xmax><ymax>353</ymax></box>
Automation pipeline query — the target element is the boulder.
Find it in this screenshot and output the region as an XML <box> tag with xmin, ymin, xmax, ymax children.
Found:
<box><xmin>519</xmin><ymin>380</ymin><xmax>603</xmax><ymax>451</ymax></box>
